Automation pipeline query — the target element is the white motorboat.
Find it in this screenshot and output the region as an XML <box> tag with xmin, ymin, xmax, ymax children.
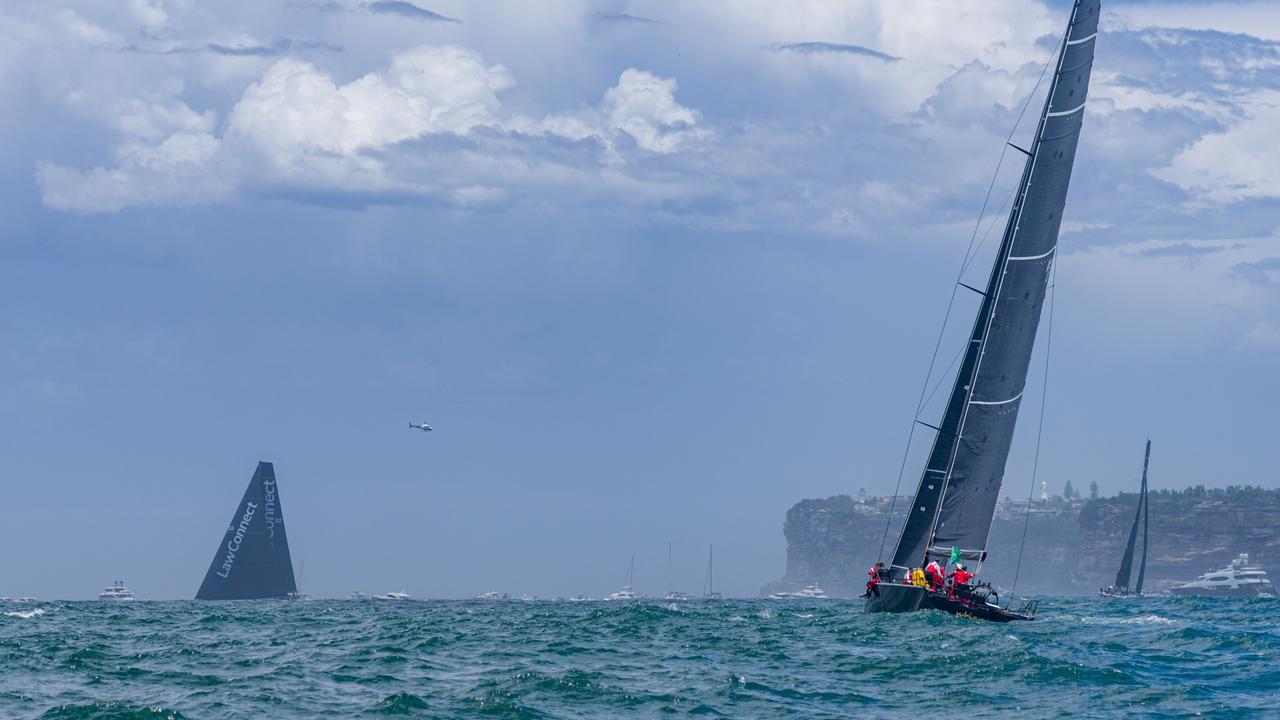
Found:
<box><xmin>770</xmin><ymin>584</ymin><xmax>829</xmax><ymax>599</ymax></box>
<box><xmin>1169</xmin><ymin>554</ymin><xmax>1276</xmax><ymax>598</ymax></box>
<box><xmin>98</xmin><ymin>581</ymin><xmax>135</xmax><ymax>601</ymax></box>
<box><xmin>475</xmin><ymin>591</ymin><xmax>510</xmax><ymax>600</ymax></box>
<box><xmin>372</xmin><ymin>591</ymin><xmax>411</xmax><ymax>601</ymax></box>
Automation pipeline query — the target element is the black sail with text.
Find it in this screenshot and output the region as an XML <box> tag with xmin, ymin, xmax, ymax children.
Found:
<box><xmin>891</xmin><ymin>0</ymin><xmax>1100</xmax><ymax>572</ymax></box>
<box><xmin>196</xmin><ymin>461</ymin><xmax>298</xmax><ymax>600</ymax></box>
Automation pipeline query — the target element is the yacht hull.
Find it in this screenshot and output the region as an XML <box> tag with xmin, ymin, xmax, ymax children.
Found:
<box><xmin>865</xmin><ymin>583</ymin><xmax>1033</xmax><ymax>621</ymax></box>
<box><xmin>1169</xmin><ymin>585</ymin><xmax>1277</xmax><ymax>598</ymax></box>
<box><xmin>864</xmin><ymin>583</ymin><xmax>926</xmax><ymax>613</ymax></box>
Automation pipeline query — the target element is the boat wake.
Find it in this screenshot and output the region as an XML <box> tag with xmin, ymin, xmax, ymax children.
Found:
<box><xmin>3</xmin><ymin>608</ymin><xmax>45</xmax><ymax>619</ymax></box>
<box><xmin>1081</xmin><ymin>613</ymin><xmax>1180</xmax><ymax>626</ymax></box>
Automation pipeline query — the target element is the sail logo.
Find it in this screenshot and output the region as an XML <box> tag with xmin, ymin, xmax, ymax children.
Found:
<box><xmin>263</xmin><ymin>475</ymin><xmax>278</xmax><ymax>539</ymax></box>
<box><xmin>216</xmin><ymin>501</ymin><xmax>258</xmax><ymax>579</ymax></box>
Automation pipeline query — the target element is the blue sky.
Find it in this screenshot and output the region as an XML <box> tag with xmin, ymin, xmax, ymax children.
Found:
<box><xmin>1</xmin><ymin>0</ymin><xmax>1278</xmax><ymax>599</ymax></box>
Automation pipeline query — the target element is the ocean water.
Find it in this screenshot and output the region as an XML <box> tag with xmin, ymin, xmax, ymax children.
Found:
<box><xmin>1</xmin><ymin>597</ymin><xmax>1276</xmax><ymax>719</ymax></box>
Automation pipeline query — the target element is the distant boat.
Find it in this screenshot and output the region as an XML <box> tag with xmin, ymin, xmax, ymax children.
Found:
<box><xmin>475</xmin><ymin>591</ymin><xmax>510</xmax><ymax>600</ymax></box>
<box><xmin>1100</xmin><ymin>441</ymin><xmax>1151</xmax><ymax>598</ymax></box>
<box><xmin>350</xmin><ymin>591</ymin><xmax>368</xmax><ymax>600</ymax></box>
<box><xmin>663</xmin><ymin>541</ymin><xmax>690</xmax><ymax>601</ymax></box>
<box><xmin>567</xmin><ymin>595</ymin><xmax>593</xmax><ymax>602</ymax></box>
<box><xmin>605</xmin><ymin>556</ymin><xmax>643</xmax><ymax>601</ymax></box>
<box><xmin>770</xmin><ymin>584</ymin><xmax>829</xmax><ymax>599</ymax></box>
<box><xmin>372</xmin><ymin>591</ymin><xmax>411</xmax><ymax>601</ymax></box>
<box><xmin>98</xmin><ymin>580</ymin><xmax>135</xmax><ymax>601</ymax></box>
<box><xmin>702</xmin><ymin>545</ymin><xmax>723</xmax><ymax>600</ymax></box>
<box><xmin>1169</xmin><ymin>554</ymin><xmax>1277</xmax><ymax>598</ymax></box>
<box><xmin>865</xmin><ymin>0</ymin><xmax>1099</xmax><ymax>623</ymax></box>
<box><xmin>196</xmin><ymin>461</ymin><xmax>299</xmax><ymax>600</ymax></box>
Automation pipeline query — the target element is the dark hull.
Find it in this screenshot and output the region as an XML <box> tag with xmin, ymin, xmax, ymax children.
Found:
<box><xmin>927</xmin><ymin>593</ymin><xmax>1033</xmax><ymax>622</ymax></box>
<box><xmin>865</xmin><ymin>583</ymin><xmax>1032</xmax><ymax>622</ymax></box>
<box><xmin>863</xmin><ymin>583</ymin><xmax>926</xmax><ymax>613</ymax></box>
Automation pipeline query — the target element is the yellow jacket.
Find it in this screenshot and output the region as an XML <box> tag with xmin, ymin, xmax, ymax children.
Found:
<box><xmin>911</xmin><ymin>568</ymin><xmax>927</xmax><ymax>587</ymax></box>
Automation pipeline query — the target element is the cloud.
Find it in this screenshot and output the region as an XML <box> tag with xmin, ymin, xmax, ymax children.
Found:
<box><xmin>592</xmin><ymin>13</ymin><xmax>672</xmax><ymax>27</ymax></box>
<box><xmin>363</xmin><ymin>1</ymin><xmax>459</xmax><ymax>22</ymax></box>
<box><xmin>600</xmin><ymin>69</ymin><xmax>707</xmax><ymax>153</ymax></box>
<box><xmin>1231</xmin><ymin>257</ymin><xmax>1280</xmax><ymax>286</ymax></box>
<box><xmin>768</xmin><ymin>42</ymin><xmax>899</xmax><ymax>62</ymax></box>
<box><xmin>36</xmin><ymin>43</ymin><xmax>708</xmax><ymax>211</ymax></box>
<box><xmin>123</xmin><ymin>38</ymin><xmax>344</xmax><ymax>57</ymax></box>
<box><xmin>37</xmin><ymin>132</ymin><xmax>230</xmax><ymax>212</ymax></box>
<box><xmin>1156</xmin><ymin>92</ymin><xmax>1280</xmax><ymax>204</ymax></box>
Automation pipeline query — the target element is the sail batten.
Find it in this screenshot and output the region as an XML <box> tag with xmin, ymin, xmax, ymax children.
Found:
<box><xmin>196</xmin><ymin>461</ymin><xmax>298</xmax><ymax>600</ymax></box>
<box><xmin>889</xmin><ymin>0</ymin><xmax>1099</xmax><ymax>576</ymax></box>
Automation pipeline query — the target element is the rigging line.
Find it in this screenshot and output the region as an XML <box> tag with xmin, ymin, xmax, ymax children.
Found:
<box><xmin>1011</xmin><ymin>258</ymin><xmax>1058</xmax><ymax>593</ymax></box>
<box><xmin>874</xmin><ymin>28</ymin><xmax>1067</xmax><ymax>563</ymax></box>
<box><xmin>959</xmin><ymin>185</ymin><xmax>1017</xmax><ymax>280</ymax></box>
<box><xmin>958</xmin><ymin>35</ymin><xmax>1064</xmax><ymax>277</ymax></box>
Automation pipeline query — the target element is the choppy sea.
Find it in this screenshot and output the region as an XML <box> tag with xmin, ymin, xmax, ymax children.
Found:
<box><xmin>1</xmin><ymin>597</ymin><xmax>1276</xmax><ymax>719</ymax></box>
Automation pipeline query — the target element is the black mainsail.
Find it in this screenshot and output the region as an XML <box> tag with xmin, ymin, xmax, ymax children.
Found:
<box><xmin>196</xmin><ymin>461</ymin><xmax>298</xmax><ymax>600</ymax></box>
<box><xmin>887</xmin><ymin>0</ymin><xmax>1099</xmax><ymax>577</ymax></box>
<box><xmin>1111</xmin><ymin>440</ymin><xmax>1151</xmax><ymax>595</ymax></box>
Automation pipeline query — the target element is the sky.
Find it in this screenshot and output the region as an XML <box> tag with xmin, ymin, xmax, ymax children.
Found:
<box><xmin>1</xmin><ymin>0</ymin><xmax>1278</xmax><ymax>600</ymax></box>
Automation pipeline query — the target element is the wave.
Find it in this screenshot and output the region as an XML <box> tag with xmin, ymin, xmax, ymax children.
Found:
<box><xmin>3</xmin><ymin>607</ymin><xmax>45</xmax><ymax>619</ymax></box>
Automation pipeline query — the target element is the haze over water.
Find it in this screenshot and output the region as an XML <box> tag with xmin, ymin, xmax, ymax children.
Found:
<box><xmin>2</xmin><ymin>597</ymin><xmax>1275</xmax><ymax>719</ymax></box>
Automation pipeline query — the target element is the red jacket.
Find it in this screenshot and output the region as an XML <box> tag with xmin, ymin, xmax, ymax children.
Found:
<box><xmin>951</xmin><ymin>569</ymin><xmax>974</xmax><ymax>586</ymax></box>
<box><xmin>925</xmin><ymin>566</ymin><xmax>944</xmax><ymax>588</ymax></box>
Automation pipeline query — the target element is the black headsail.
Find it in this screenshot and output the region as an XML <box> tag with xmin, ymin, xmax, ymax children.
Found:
<box><xmin>196</xmin><ymin>461</ymin><xmax>298</xmax><ymax>600</ymax></box>
<box><xmin>890</xmin><ymin>0</ymin><xmax>1100</xmax><ymax>576</ymax></box>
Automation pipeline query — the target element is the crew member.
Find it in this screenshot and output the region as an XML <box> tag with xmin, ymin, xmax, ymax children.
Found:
<box><xmin>864</xmin><ymin>561</ymin><xmax>884</xmax><ymax>598</ymax></box>
<box><xmin>949</xmin><ymin>563</ymin><xmax>974</xmax><ymax>598</ymax></box>
<box><xmin>925</xmin><ymin>560</ymin><xmax>944</xmax><ymax>591</ymax></box>
<box><xmin>911</xmin><ymin>566</ymin><xmax>927</xmax><ymax>587</ymax></box>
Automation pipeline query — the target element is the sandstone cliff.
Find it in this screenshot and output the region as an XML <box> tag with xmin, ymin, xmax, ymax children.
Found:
<box><xmin>765</xmin><ymin>486</ymin><xmax>1280</xmax><ymax>597</ymax></box>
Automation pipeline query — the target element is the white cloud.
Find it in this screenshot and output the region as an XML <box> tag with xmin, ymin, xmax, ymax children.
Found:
<box><xmin>601</xmin><ymin>69</ymin><xmax>707</xmax><ymax>153</ymax></box>
<box><xmin>1156</xmin><ymin>92</ymin><xmax>1280</xmax><ymax>204</ymax></box>
<box><xmin>37</xmin><ymin>131</ymin><xmax>228</xmax><ymax>213</ymax></box>
<box><xmin>1111</xmin><ymin>1</ymin><xmax>1280</xmax><ymax>42</ymax></box>
<box><xmin>38</xmin><ymin>41</ymin><xmax>709</xmax><ymax>211</ymax></box>
<box><xmin>225</xmin><ymin>46</ymin><xmax>513</xmax><ymax>184</ymax></box>
<box><xmin>128</xmin><ymin>0</ymin><xmax>168</xmax><ymax>30</ymax></box>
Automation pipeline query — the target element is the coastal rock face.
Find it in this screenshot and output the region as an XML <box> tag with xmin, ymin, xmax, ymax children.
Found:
<box><xmin>759</xmin><ymin>496</ymin><xmax>905</xmax><ymax>598</ymax></box>
<box><xmin>1076</xmin><ymin>488</ymin><xmax>1280</xmax><ymax>591</ymax></box>
<box><xmin>767</xmin><ymin>487</ymin><xmax>1280</xmax><ymax>597</ymax></box>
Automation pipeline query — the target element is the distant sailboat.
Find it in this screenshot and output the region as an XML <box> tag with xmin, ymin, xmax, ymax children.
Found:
<box><xmin>664</xmin><ymin>541</ymin><xmax>690</xmax><ymax>601</ymax></box>
<box><xmin>1100</xmin><ymin>441</ymin><xmax>1151</xmax><ymax>598</ymax></box>
<box><xmin>605</xmin><ymin>556</ymin><xmax>642</xmax><ymax>601</ymax></box>
<box><xmin>865</xmin><ymin>0</ymin><xmax>1100</xmax><ymax>622</ymax></box>
<box><xmin>196</xmin><ymin>461</ymin><xmax>299</xmax><ymax>600</ymax></box>
<box><xmin>702</xmin><ymin>545</ymin><xmax>723</xmax><ymax>600</ymax></box>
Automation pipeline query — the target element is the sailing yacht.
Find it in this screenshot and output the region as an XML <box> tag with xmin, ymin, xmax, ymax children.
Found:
<box><xmin>663</xmin><ymin>541</ymin><xmax>691</xmax><ymax>601</ymax></box>
<box><xmin>605</xmin><ymin>556</ymin><xmax>643</xmax><ymax>601</ymax></box>
<box><xmin>1100</xmin><ymin>441</ymin><xmax>1151</xmax><ymax>598</ymax></box>
<box><xmin>702</xmin><ymin>545</ymin><xmax>723</xmax><ymax>600</ymax></box>
<box><xmin>196</xmin><ymin>461</ymin><xmax>299</xmax><ymax>600</ymax></box>
<box><xmin>865</xmin><ymin>0</ymin><xmax>1100</xmax><ymax>622</ymax></box>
